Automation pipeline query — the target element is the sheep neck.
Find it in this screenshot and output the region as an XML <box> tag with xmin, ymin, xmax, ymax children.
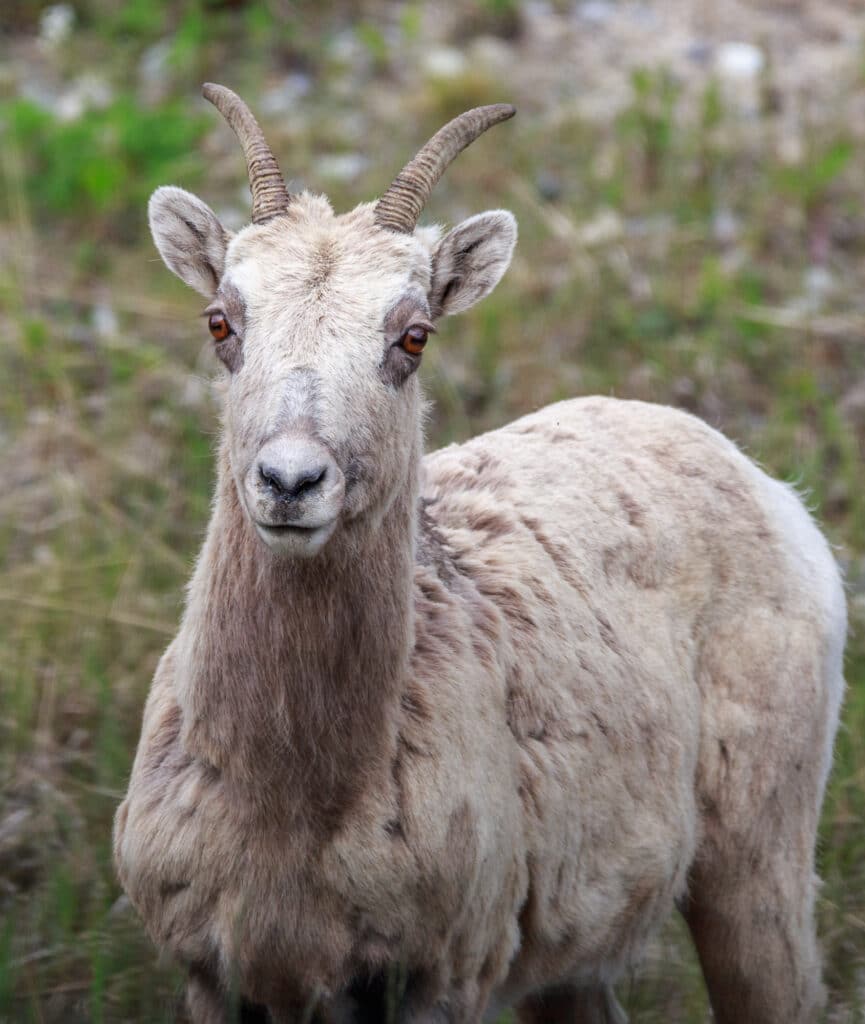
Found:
<box><xmin>175</xmin><ymin>439</ymin><xmax>419</xmax><ymax>825</ymax></box>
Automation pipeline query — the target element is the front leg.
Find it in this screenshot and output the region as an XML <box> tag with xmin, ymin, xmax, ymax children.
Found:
<box><xmin>186</xmin><ymin>968</ymin><xmax>229</xmax><ymax>1024</ymax></box>
<box><xmin>516</xmin><ymin>984</ymin><xmax>628</xmax><ymax>1024</ymax></box>
<box><xmin>186</xmin><ymin>968</ymin><xmax>271</xmax><ymax>1024</ymax></box>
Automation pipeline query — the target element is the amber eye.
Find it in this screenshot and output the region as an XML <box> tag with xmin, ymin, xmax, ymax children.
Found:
<box><xmin>400</xmin><ymin>325</ymin><xmax>429</xmax><ymax>356</ymax></box>
<box><xmin>208</xmin><ymin>312</ymin><xmax>231</xmax><ymax>342</ymax></box>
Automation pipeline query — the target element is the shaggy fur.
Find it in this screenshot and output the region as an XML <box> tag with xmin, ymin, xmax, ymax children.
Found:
<box><xmin>115</xmin><ymin>185</ymin><xmax>846</xmax><ymax>1024</ymax></box>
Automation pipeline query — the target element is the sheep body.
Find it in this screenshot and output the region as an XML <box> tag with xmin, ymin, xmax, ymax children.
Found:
<box><xmin>115</xmin><ymin>395</ymin><xmax>845</xmax><ymax>1022</ymax></box>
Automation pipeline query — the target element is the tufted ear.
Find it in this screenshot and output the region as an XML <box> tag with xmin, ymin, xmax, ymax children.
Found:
<box><xmin>148</xmin><ymin>186</ymin><xmax>229</xmax><ymax>297</ymax></box>
<box><xmin>428</xmin><ymin>210</ymin><xmax>517</xmax><ymax>318</ymax></box>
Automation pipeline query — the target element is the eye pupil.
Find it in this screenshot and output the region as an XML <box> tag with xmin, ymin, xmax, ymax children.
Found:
<box><xmin>401</xmin><ymin>326</ymin><xmax>428</xmax><ymax>355</ymax></box>
<box><xmin>208</xmin><ymin>312</ymin><xmax>230</xmax><ymax>342</ymax></box>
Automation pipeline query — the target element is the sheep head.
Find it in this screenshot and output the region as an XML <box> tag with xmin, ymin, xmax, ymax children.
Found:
<box><xmin>148</xmin><ymin>84</ymin><xmax>517</xmax><ymax>559</ymax></box>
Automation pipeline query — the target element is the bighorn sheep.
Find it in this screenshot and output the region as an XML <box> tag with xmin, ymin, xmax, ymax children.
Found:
<box><xmin>114</xmin><ymin>84</ymin><xmax>846</xmax><ymax>1023</ymax></box>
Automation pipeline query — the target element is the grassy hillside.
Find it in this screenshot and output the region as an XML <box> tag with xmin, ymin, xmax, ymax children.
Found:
<box><xmin>1</xmin><ymin>2</ymin><xmax>863</xmax><ymax>1020</ymax></box>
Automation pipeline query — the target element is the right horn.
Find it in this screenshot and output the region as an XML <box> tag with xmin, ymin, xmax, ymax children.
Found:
<box><xmin>202</xmin><ymin>83</ymin><xmax>292</xmax><ymax>225</ymax></box>
<box><xmin>374</xmin><ymin>104</ymin><xmax>516</xmax><ymax>235</ymax></box>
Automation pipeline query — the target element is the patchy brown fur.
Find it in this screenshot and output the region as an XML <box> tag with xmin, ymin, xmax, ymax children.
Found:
<box><xmin>117</xmin><ymin>188</ymin><xmax>845</xmax><ymax>1024</ymax></box>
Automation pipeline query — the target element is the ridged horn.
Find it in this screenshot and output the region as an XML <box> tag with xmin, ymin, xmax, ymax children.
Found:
<box><xmin>374</xmin><ymin>104</ymin><xmax>516</xmax><ymax>234</ymax></box>
<box><xmin>202</xmin><ymin>83</ymin><xmax>292</xmax><ymax>224</ymax></box>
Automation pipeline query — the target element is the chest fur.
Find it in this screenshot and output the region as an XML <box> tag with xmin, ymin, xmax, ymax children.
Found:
<box><xmin>114</xmin><ymin>699</ymin><xmax>525</xmax><ymax>1008</ymax></box>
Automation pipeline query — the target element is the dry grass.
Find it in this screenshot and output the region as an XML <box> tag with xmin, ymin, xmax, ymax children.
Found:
<box><xmin>1</xmin><ymin>2</ymin><xmax>864</xmax><ymax>1020</ymax></box>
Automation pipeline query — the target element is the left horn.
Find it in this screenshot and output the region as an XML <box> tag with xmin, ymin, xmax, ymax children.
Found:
<box><xmin>374</xmin><ymin>104</ymin><xmax>516</xmax><ymax>235</ymax></box>
<box><xmin>202</xmin><ymin>83</ymin><xmax>292</xmax><ymax>225</ymax></box>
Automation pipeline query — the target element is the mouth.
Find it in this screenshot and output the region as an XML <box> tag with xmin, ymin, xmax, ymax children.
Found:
<box><xmin>253</xmin><ymin>518</ymin><xmax>338</xmax><ymax>556</ymax></box>
<box><xmin>255</xmin><ymin>522</ymin><xmax>316</xmax><ymax>534</ymax></box>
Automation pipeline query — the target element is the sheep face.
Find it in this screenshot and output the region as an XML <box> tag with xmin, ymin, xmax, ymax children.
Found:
<box><xmin>148</xmin><ymin>188</ymin><xmax>516</xmax><ymax>558</ymax></box>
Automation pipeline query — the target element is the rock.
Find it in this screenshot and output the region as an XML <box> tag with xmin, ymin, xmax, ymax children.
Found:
<box><xmin>138</xmin><ymin>40</ymin><xmax>173</xmax><ymax>106</ymax></box>
<box><xmin>91</xmin><ymin>303</ymin><xmax>118</xmax><ymax>340</ymax></box>
<box><xmin>54</xmin><ymin>73</ymin><xmax>113</xmax><ymax>123</ymax></box>
<box><xmin>422</xmin><ymin>47</ymin><xmax>468</xmax><ymax>80</ymax></box>
<box><xmin>535</xmin><ymin>171</ymin><xmax>562</xmax><ymax>202</ymax></box>
<box><xmin>716</xmin><ymin>42</ymin><xmax>765</xmax><ymax>117</ymax></box>
<box><xmin>259</xmin><ymin>74</ymin><xmax>313</xmax><ymax>117</ymax></box>
<box><xmin>575</xmin><ymin>2</ymin><xmax>614</xmax><ymax>25</ymax></box>
<box><xmin>316</xmin><ymin>153</ymin><xmax>369</xmax><ymax>183</ymax></box>
<box><xmin>468</xmin><ymin>35</ymin><xmax>516</xmax><ymax>72</ymax></box>
<box><xmin>38</xmin><ymin>4</ymin><xmax>74</xmax><ymax>50</ymax></box>
<box><xmin>327</xmin><ymin>29</ymin><xmax>371</xmax><ymax>76</ymax></box>
<box><xmin>712</xmin><ymin>208</ymin><xmax>740</xmax><ymax>246</ymax></box>
<box><xmin>686</xmin><ymin>41</ymin><xmax>713</xmax><ymax>67</ymax></box>
<box><xmin>716</xmin><ymin>41</ymin><xmax>765</xmax><ymax>80</ymax></box>
<box><xmin>799</xmin><ymin>265</ymin><xmax>836</xmax><ymax>313</ymax></box>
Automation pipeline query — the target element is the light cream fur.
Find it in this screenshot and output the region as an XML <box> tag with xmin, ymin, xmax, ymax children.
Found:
<box><xmin>116</xmin><ymin>188</ymin><xmax>846</xmax><ymax>1024</ymax></box>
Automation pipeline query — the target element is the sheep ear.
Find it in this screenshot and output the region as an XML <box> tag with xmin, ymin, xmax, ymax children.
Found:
<box><xmin>428</xmin><ymin>210</ymin><xmax>517</xmax><ymax>318</ymax></box>
<box><xmin>148</xmin><ymin>186</ymin><xmax>229</xmax><ymax>297</ymax></box>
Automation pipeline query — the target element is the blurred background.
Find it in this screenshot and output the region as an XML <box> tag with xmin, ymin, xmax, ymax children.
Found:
<box><xmin>1</xmin><ymin>0</ymin><xmax>864</xmax><ymax>1020</ymax></box>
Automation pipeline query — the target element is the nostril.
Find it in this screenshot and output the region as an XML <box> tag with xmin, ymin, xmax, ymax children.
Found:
<box><xmin>257</xmin><ymin>462</ymin><xmax>328</xmax><ymax>500</ymax></box>
<box><xmin>259</xmin><ymin>463</ymin><xmax>288</xmax><ymax>496</ymax></box>
<box><xmin>293</xmin><ymin>465</ymin><xmax>327</xmax><ymax>498</ymax></box>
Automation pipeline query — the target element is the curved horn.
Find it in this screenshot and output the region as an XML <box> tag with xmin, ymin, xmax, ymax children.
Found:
<box><xmin>374</xmin><ymin>104</ymin><xmax>515</xmax><ymax>235</ymax></box>
<box><xmin>202</xmin><ymin>83</ymin><xmax>292</xmax><ymax>224</ymax></box>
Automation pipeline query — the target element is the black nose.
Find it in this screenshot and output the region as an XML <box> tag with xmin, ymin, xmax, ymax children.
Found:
<box><xmin>258</xmin><ymin>462</ymin><xmax>327</xmax><ymax>500</ymax></box>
